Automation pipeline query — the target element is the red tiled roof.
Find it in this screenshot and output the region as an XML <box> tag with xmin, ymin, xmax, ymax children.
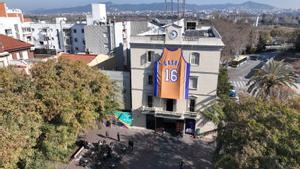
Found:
<box><xmin>24</xmin><ymin>18</ymin><xmax>32</xmax><ymax>22</ymax></box>
<box><xmin>60</xmin><ymin>53</ymin><xmax>97</xmax><ymax>64</ymax></box>
<box><xmin>0</xmin><ymin>34</ymin><xmax>32</xmax><ymax>52</ymax></box>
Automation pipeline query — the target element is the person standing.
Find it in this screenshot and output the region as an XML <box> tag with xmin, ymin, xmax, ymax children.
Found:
<box><xmin>179</xmin><ymin>160</ymin><xmax>184</xmax><ymax>169</ymax></box>
<box><xmin>105</xmin><ymin>131</ymin><xmax>109</xmax><ymax>138</ymax></box>
<box><xmin>117</xmin><ymin>132</ymin><xmax>120</xmax><ymax>142</ymax></box>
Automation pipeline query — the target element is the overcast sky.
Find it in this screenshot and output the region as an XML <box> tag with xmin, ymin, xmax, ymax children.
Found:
<box><xmin>3</xmin><ymin>0</ymin><xmax>300</xmax><ymax>11</ymax></box>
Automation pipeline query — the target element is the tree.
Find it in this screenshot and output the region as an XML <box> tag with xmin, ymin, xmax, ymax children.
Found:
<box><xmin>256</xmin><ymin>32</ymin><xmax>272</xmax><ymax>52</ymax></box>
<box><xmin>214</xmin><ymin>98</ymin><xmax>300</xmax><ymax>169</ymax></box>
<box><xmin>217</xmin><ymin>67</ymin><xmax>232</xmax><ymax>99</ymax></box>
<box><xmin>295</xmin><ymin>32</ymin><xmax>300</xmax><ymax>52</ymax></box>
<box><xmin>247</xmin><ymin>60</ymin><xmax>297</xmax><ymax>99</ymax></box>
<box><xmin>0</xmin><ymin>59</ymin><xmax>119</xmax><ymax>168</ymax></box>
<box><xmin>0</xmin><ymin>68</ymin><xmax>43</xmax><ymax>169</ymax></box>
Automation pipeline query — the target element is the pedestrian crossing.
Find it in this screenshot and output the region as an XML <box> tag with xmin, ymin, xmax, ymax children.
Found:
<box><xmin>230</xmin><ymin>80</ymin><xmax>248</xmax><ymax>89</ymax></box>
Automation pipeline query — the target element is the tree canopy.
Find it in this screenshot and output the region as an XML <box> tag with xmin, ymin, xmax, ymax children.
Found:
<box><xmin>247</xmin><ymin>60</ymin><xmax>297</xmax><ymax>99</ymax></box>
<box><xmin>0</xmin><ymin>59</ymin><xmax>118</xmax><ymax>168</ymax></box>
<box><xmin>214</xmin><ymin>98</ymin><xmax>300</xmax><ymax>169</ymax></box>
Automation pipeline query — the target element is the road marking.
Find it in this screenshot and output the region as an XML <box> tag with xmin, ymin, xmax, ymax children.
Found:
<box><xmin>230</xmin><ymin>80</ymin><xmax>248</xmax><ymax>89</ymax></box>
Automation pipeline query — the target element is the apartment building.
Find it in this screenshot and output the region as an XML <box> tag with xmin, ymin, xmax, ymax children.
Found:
<box><xmin>0</xmin><ymin>2</ymin><xmax>33</xmax><ymax>43</ymax></box>
<box><xmin>130</xmin><ymin>19</ymin><xmax>224</xmax><ymax>135</ymax></box>
<box><xmin>31</xmin><ymin>18</ymin><xmax>86</xmax><ymax>53</ymax></box>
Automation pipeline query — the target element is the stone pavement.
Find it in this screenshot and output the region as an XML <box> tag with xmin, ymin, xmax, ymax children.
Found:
<box><xmin>65</xmin><ymin>125</ymin><xmax>216</xmax><ymax>169</ymax></box>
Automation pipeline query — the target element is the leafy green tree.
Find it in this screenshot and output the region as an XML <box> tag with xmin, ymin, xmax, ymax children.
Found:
<box><xmin>247</xmin><ymin>60</ymin><xmax>297</xmax><ymax>99</ymax></box>
<box><xmin>214</xmin><ymin>98</ymin><xmax>300</xmax><ymax>169</ymax></box>
<box><xmin>0</xmin><ymin>68</ymin><xmax>43</xmax><ymax>169</ymax></box>
<box><xmin>217</xmin><ymin>67</ymin><xmax>232</xmax><ymax>99</ymax></box>
<box><xmin>256</xmin><ymin>32</ymin><xmax>272</xmax><ymax>52</ymax></box>
<box><xmin>295</xmin><ymin>32</ymin><xmax>300</xmax><ymax>52</ymax></box>
<box><xmin>30</xmin><ymin>59</ymin><xmax>119</xmax><ymax>162</ymax></box>
<box><xmin>0</xmin><ymin>59</ymin><xmax>119</xmax><ymax>168</ymax></box>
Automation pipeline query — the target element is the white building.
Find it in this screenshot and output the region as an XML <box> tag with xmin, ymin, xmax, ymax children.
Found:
<box><xmin>30</xmin><ymin>18</ymin><xmax>86</xmax><ymax>53</ymax></box>
<box><xmin>130</xmin><ymin>19</ymin><xmax>224</xmax><ymax>135</ymax></box>
<box><xmin>0</xmin><ymin>2</ymin><xmax>33</xmax><ymax>44</ymax></box>
<box><xmin>87</xmin><ymin>4</ymin><xmax>107</xmax><ymax>25</ymax></box>
<box><xmin>85</xmin><ymin>3</ymin><xmax>132</xmax><ymax>70</ymax></box>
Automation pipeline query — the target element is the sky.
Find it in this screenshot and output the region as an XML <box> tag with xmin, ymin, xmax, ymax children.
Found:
<box><xmin>3</xmin><ymin>0</ymin><xmax>300</xmax><ymax>11</ymax></box>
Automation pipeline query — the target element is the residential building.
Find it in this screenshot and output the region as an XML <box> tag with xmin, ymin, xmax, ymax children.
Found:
<box><xmin>58</xmin><ymin>53</ymin><xmax>112</xmax><ymax>67</ymax></box>
<box><xmin>70</xmin><ymin>24</ymin><xmax>86</xmax><ymax>53</ymax></box>
<box><xmin>86</xmin><ymin>4</ymin><xmax>107</xmax><ymax>25</ymax></box>
<box><xmin>0</xmin><ymin>2</ymin><xmax>33</xmax><ymax>43</ymax></box>
<box><xmin>102</xmin><ymin>70</ymin><xmax>131</xmax><ymax>111</ymax></box>
<box><xmin>31</xmin><ymin>18</ymin><xmax>86</xmax><ymax>54</ymax></box>
<box><xmin>130</xmin><ymin>19</ymin><xmax>224</xmax><ymax>135</ymax></box>
<box><xmin>85</xmin><ymin>3</ymin><xmax>133</xmax><ymax>70</ymax></box>
<box><xmin>0</xmin><ymin>34</ymin><xmax>33</xmax><ymax>73</ymax></box>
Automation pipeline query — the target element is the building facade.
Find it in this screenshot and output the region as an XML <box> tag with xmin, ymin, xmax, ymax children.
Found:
<box><xmin>0</xmin><ymin>2</ymin><xmax>33</xmax><ymax>44</ymax></box>
<box><xmin>31</xmin><ymin>18</ymin><xmax>86</xmax><ymax>54</ymax></box>
<box><xmin>130</xmin><ymin>19</ymin><xmax>224</xmax><ymax>135</ymax></box>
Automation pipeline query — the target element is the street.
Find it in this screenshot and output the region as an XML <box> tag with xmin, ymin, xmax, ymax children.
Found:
<box><xmin>228</xmin><ymin>52</ymin><xmax>278</xmax><ymax>92</ymax></box>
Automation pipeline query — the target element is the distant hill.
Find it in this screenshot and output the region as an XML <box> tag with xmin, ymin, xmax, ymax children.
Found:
<box><xmin>29</xmin><ymin>1</ymin><xmax>275</xmax><ymax>14</ymax></box>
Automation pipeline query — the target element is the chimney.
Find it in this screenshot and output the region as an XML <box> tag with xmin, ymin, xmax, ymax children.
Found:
<box><xmin>0</xmin><ymin>42</ymin><xmax>4</xmax><ymax>53</ymax></box>
<box><xmin>0</xmin><ymin>2</ymin><xmax>7</xmax><ymax>17</ymax></box>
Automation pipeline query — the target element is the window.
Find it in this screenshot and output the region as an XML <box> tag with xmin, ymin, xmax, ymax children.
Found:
<box><xmin>148</xmin><ymin>75</ymin><xmax>153</xmax><ymax>85</ymax></box>
<box><xmin>81</xmin><ymin>29</ymin><xmax>84</xmax><ymax>33</ymax></box>
<box><xmin>83</xmin><ymin>40</ymin><xmax>85</xmax><ymax>45</ymax></box>
<box><xmin>190</xmin><ymin>52</ymin><xmax>200</xmax><ymax>65</ymax></box>
<box><xmin>75</xmin><ymin>47</ymin><xmax>79</xmax><ymax>51</ymax></box>
<box><xmin>189</xmin><ymin>99</ymin><xmax>196</xmax><ymax>112</ymax></box>
<box><xmin>73</xmin><ymin>29</ymin><xmax>77</xmax><ymax>33</ymax></box>
<box><xmin>5</xmin><ymin>29</ymin><xmax>12</xmax><ymax>35</ymax></box>
<box><xmin>147</xmin><ymin>96</ymin><xmax>153</xmax><ymax>107</ymax></box>
<box><xmin>0</xmin><ymin>61</ymin><xmax>5</xmax><ymax>68</ymax></box>
<box><xmin>189</xmin><ymin>77</ymin><xmax>198</xmax><ymax>89</ymax></box>
<box><xmin>39</xmin><ymin>41</ymin><xmax>44</xmax><ymax>45</ymax></box>
<box><xmin>141</xmin><ymin>54</ymin><xmax>146</xmax><ymax>65</ymax></box>
<box><xmin>147</xmin><ymin>51</ymin><xmax>154</xmax><ymax>62</ymax></box>
<box><xmin>19</xmin><ymin>52</ymin><xmax>24</xmax><ymax>60</ymax></box>
<box><xmin>166</xmin><ymin>99</ymin><xmax>174</xmax><ymax>111</ymax></box>
<box><xmin>74</xmin><ymin>38</ymin><xmax>78</xmax><ymax>42</ymax></box>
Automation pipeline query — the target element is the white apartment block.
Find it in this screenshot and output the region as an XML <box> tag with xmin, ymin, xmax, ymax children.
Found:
<box><xmin>30</xmin><ymin>18</ymin><xmax>86</xmax><ymax>53</ymax></box>
<box><xmin>0</xmin><ymin>3</ymin><xmax>86</xmax><ymax>54</ymax></box>
<box><xmin>130</xmin><ymin>19</ymin><xmax>224</xmax><ymax>135</ymax></box>
<box><xmin>0</xmin><ymin>2</ymin><xmax>33</xmax><ymax>44</ymax></box>
<box><xmin>87</xmin><ymin>4</ymin><xmax>107</xmax><ymax>25</ymax></box>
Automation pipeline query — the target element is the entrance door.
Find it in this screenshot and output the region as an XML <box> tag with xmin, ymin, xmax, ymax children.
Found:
<box><xmin>166</xmin><ymin>99</ymin><xmax>174</xmax><ymax>111</ymax></box>
<box><xmin>146</xmin><ymin>115</ymin><xmax>155</xmax><ymax>130</ymax></box>
<box><xmin>185</xmin><ymin>119</ymin><xmax>196</xmax><ymax>134</ymax></box>
<box><xmin>176</xmin><ymin>120</ymin><xmax>184</xmax><ymax>134</ymax></box>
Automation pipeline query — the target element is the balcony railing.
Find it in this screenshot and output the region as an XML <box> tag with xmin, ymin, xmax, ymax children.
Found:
<box><xmin>140</xmin><ymin>106</ymin><xmax>182</xmax><ymax>117</ymax></box>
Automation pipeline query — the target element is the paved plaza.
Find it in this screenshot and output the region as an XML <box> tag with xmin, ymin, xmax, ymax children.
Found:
<box><xmin>65</xmin><ymin>125</ymin><xmax>216</xmax><ymax>169</ymax></box>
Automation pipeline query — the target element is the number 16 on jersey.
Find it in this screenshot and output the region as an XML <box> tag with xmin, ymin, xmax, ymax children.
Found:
<box><xmin>165</xmin><ymin>69</ymin><xmax>178</xmax><ymax>82</ymax></box>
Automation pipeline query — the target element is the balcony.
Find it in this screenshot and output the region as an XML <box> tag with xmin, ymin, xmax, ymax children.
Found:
<box><xmin>131</xmin><ymin>35</ymin><xmax>224</xmax><ymax>47</ymax></box>
<box><xmin>140</xmin><ymin>106</ymin><xmax>183</xmax><ymax>118</ymax></box>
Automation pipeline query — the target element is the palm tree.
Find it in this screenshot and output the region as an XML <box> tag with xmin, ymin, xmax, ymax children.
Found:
<box><xmin>247</xmin><ymin>60</ymin><xmax>297</xmax><ymax>98</ymax></box>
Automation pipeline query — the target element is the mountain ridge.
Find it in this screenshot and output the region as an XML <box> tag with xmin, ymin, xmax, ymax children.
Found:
<box><xmin>29</xmin><ymin>1</ymin><xmax>276</xmax><ymax>14</ymax></box>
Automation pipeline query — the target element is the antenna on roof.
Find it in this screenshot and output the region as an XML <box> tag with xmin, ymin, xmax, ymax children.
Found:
<box><xmin>177</xmin><ymin>0</ymin><xmax>180</xmax><ymax>18</ymax></box>
<box><xmin>171</xmin><ymin>0</ymin><xmax>174</xmax><ymax>15</ymax></box>
<box><xmin>165</xmin><ymin>0</ymin><xmax>167</xmax><ymax>11</ymax></box>
<box><xmin>183</xmin><ymin>0</ymin><xmax>186</xmax><ymax>17</ymax></box>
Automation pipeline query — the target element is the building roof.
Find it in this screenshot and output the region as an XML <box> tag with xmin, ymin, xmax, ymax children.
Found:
<box><xmin>59</xmin><ymin>53</ymin><xmax>97</xmax><ymax>64</ymax></box>
<box><xmin>0</xmin><ymin>34</ymin><xmax>33</xmax><ymax>52</ymax></box>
